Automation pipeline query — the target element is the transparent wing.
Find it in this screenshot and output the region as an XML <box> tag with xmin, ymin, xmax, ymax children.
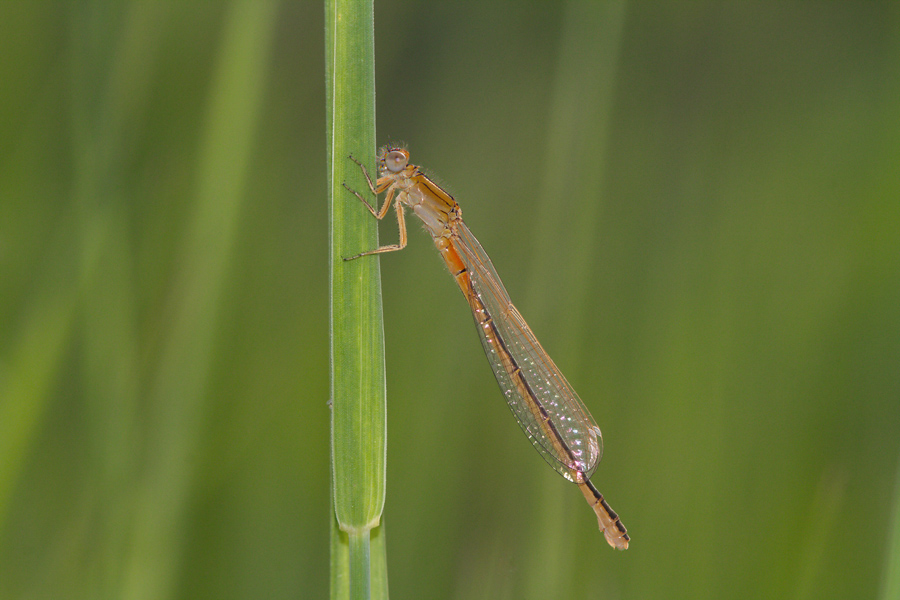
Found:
<box><xmin>454</xmin><ymin>222</ymin><xmax>603</xmax><ymax>481</ymax></box>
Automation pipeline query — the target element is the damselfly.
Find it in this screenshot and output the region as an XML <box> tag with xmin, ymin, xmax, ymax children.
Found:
<box><xmin>343</xmin><ymin>147</ymin><xmax>629</xmax><ymax>550</ymax></box>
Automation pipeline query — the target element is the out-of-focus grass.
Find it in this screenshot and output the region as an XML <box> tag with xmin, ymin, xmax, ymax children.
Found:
<box><xmin>1</xmin><ymin>2</ymin><xmax>899</xmax><ymax>600</ymax></box>
<box><xmin>882</xmin><ymin>457</ymin><xmax>900</xmax><ymax>600</ymax></box>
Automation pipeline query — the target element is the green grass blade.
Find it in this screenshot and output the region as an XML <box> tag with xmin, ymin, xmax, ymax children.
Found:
<box><xmin>327</xmin><ymin>0</ymin><xmax>387</xmax><ymax>598</ymax></box>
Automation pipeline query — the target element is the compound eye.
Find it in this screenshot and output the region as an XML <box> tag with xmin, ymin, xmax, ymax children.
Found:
<box><xmin>384</xmin><ymin>149</ymin><xmax>408</xmax><ymax>172</ymax></box>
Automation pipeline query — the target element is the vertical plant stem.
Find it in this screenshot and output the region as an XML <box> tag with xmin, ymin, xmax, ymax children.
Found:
<box><xmin>349</xmin><ymin>532</ymin><xmax>372</xmax><ymax>600</ymax></box>
<box><xmin>326</xmin><ymin>0</ymin><xmax>387</xmax><ymax>598</ymax></box>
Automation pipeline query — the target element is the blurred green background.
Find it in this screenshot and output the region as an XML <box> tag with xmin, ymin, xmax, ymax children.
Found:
<box><xmin>2</xmin><ymin>2</ymin><xmax>899</xmax><ymax>599</ymax></box>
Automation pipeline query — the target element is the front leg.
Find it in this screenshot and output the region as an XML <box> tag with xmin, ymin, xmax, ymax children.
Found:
<box><xmin>343</xmin><ymin>154</ymin><xmax>394</xmax><ymax>219</ymax></box>
<box><xmin>343</xmin><ymin>155</ymin><xmax>408</xmax><ymax>261</ymax></box>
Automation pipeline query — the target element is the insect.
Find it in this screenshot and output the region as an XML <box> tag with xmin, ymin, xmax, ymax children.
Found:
<box><xmin>344</xmin><ymin>147</ymin><xmax>629</xmax><ymax>550</ymax></box>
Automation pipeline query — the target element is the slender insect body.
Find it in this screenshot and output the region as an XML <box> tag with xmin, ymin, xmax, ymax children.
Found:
<box><xmin>344</xmin><ymin>147</ymin><xmax>629</xmax><ymax>550</ymax></box>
